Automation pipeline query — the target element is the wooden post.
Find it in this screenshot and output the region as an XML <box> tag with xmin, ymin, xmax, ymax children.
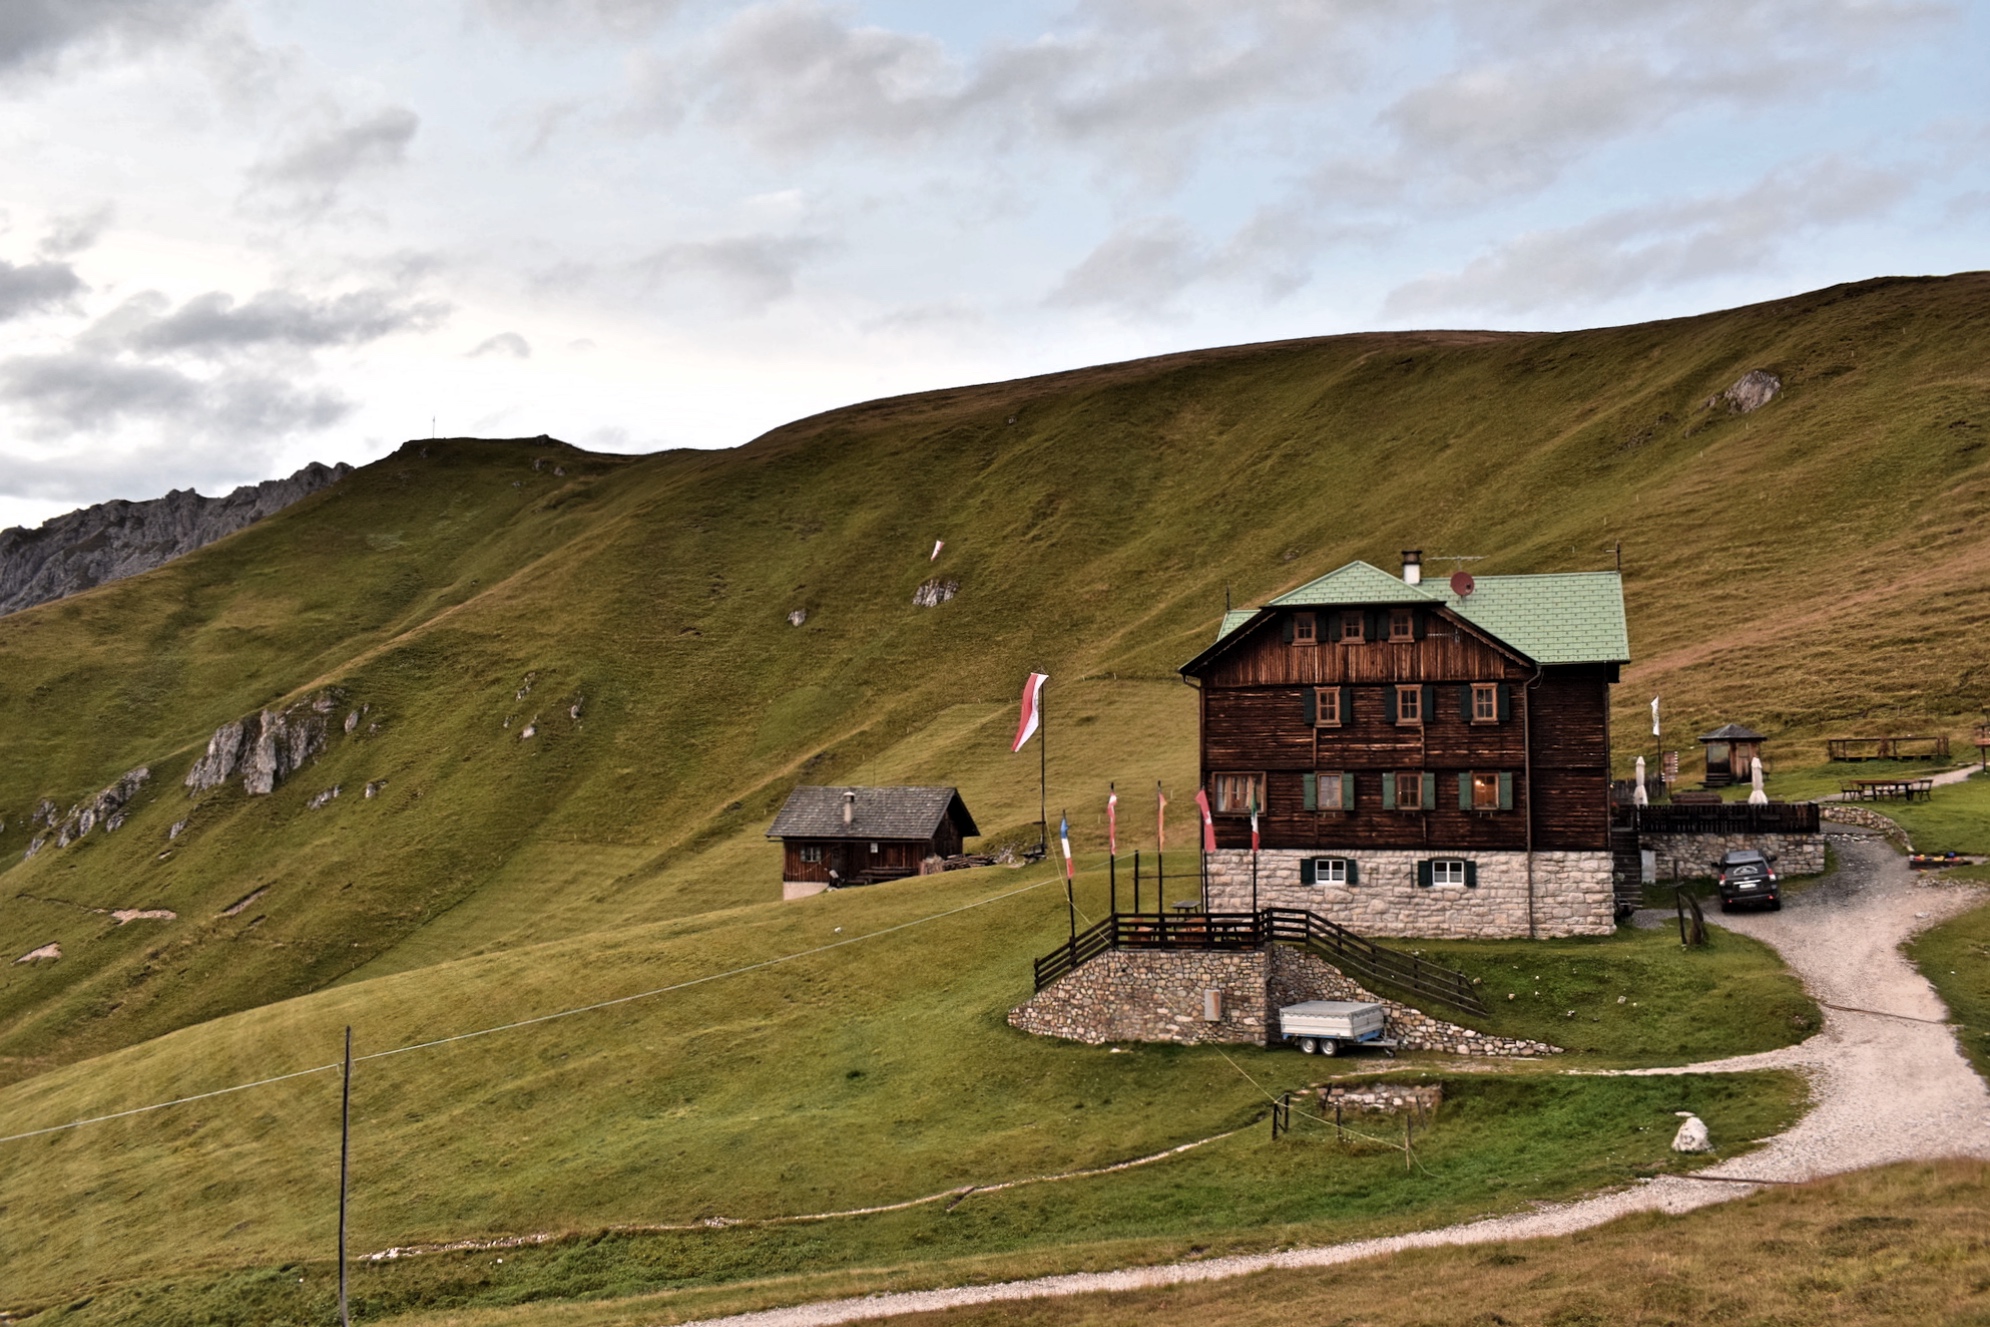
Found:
<box><xmin>338</xmin><ymin>1026</ymin><xmax>352</xmax><ymax>1327</ymax></box>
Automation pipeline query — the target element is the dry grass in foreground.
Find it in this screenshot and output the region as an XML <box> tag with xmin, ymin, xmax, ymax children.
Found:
<box><xmin>892</xmin><ymin>1161</ymin><xmax>1990</xmax><ymax>1327</ymax></box>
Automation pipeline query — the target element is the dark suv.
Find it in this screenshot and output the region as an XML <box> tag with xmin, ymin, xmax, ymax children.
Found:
<box><xmin>1713</xmin><ymin>849</ymin><xmax>1781</xmax><ymax>912</ymax></box>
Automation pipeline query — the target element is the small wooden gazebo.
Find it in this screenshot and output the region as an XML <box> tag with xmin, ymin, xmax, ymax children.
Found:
<box><xmin>1698</xmin><ymin>724</ymin><xmax>1766</xmax><ymax>788</ymax></box>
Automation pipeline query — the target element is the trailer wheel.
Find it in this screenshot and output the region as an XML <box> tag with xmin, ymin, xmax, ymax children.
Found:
<box><xmin>1318</xmin><ymin>1038</ymin><xmax>1339</xmax><ymax>1057</ymax></box>
<box><xmin>1297</xmin><ymin>1037</ymin><xmax>1319</xmax><ymax>1054</ymax></box>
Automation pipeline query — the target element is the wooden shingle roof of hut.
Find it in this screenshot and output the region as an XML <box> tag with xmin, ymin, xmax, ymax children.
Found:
<box><xmin>765</xmin><ymin>786</ymin><xmax>979</xmax><ymax>841</ymax></box>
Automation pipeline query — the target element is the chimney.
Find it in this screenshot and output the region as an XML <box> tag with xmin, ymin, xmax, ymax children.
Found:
<box><xmin>842</xmin><ymin>790</ymin><xmax>855</xmax><ymax>826</ymax></box>
<box><xmin>1401</xmin><ymin>549</ymin><xmax>1423</xmax><ymax>586</ymax></box>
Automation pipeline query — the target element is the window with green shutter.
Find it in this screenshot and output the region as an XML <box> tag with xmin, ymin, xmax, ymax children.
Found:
<box><xmin>1498</xmin><ymin>771</ymin><xmax>1515</xmax><ymax>811</ymax></box>
<box><xmin>1340</xmin><ymin>772</ymin><xmax>1356</xmax><ymax>809</ymax></box>
<box><xmin>1421</xmin><ymin>771</ymin><xmax>1436</xmax><ymax>809</ymax></box>
<box><xmin>1302</xmin><ymin>772</ymin><xmax>1318</xmax><ymax>811</ymax></box>
<box><xmin>1380</xmin><ymin>772</ymin><xmax>1396</xmax><ymax>809</ymax></box>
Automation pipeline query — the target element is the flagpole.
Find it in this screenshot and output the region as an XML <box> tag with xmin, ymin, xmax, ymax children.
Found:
<box><xmin>1039</xmin><ymin>682</ymin><xmax>1049</xmax><ymax>858</ymax></box>
<box><xmin>1155</xmin><ymin>781</ymin><xmax>1165</xmax><ymax>919</ymax></box>
<box><xmin>1060</xmin><ymin>809</ymin><xmax>1075</xmax><ymax>959</ymax></box>
<box><xmin>1133</xmin><ymin>850</ymin><xmax>1141</xmax><ymax>915</ymax></box>
<box><xmin>1108</xmin><ymin>783</ymin><xmax>1117</xmax><ymax>918</ymax></box>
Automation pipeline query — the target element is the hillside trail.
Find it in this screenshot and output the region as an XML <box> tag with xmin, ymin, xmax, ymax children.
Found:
<box><xmin>676</xmin><ymin>832</ymin><xmax>1990</xmax><ymax>1327</ymax></box>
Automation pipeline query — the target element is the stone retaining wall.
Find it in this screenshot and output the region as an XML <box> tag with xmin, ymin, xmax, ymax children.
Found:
<box><xmin>1008</xmin><ymin>946</ymin><xmax>1561</xmax><ymax>1057</ymax></box>
<box><xmin>1637</xmin><ymin>831</ymin><xmax>1826</xmax><ymax>881</ymax></box>
<box><xmin>1821</xmin><ymin>805</ymin><xmax>1911</xmax><ymax>847</ymax></box>
<box><xmin>1317</xmin><ymin>1082</ymin><xmax>1443</xmax><ymax>1116</ymax></box>
<box><xmin>1204</xmin><ymin>849</ymin><xmax>1614</xmax><ymax>938</ymax></box>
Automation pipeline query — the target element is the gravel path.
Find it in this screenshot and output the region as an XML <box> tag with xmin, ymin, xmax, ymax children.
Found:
<box><xmin>676</xmin><ymin>834</ymin><xmax>1989</xmax><ymax>1327</ymax></box>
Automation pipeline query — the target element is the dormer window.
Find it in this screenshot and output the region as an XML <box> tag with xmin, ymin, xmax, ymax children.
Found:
<box><xmin>1389</xmin><ymin>608</ymin><xmax>1415</xmax><ymax>641</ymax></box>
<box><xmin>1338</xmin><ymin>611</ymin><xmax>1366</xmax><ymax>643</ymax></box>
<box><xmin>1293</xmin><ymin>612</ymin><xmax>1317</xmax><ymax>644</ymax></box>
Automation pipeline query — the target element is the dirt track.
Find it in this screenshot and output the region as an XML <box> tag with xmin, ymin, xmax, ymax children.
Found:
<box><xmin>675</xmin><ymin>832</ymin><xmax>1990</xmax><ymax>1327</ymax></box>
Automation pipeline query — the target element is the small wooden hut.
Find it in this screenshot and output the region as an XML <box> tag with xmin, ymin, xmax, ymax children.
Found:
<box><xmin>767</xmin><ymin>785</ymin><xmax>979</xmax><ymax>900</ymax></box>
<box><xmin>1698</xmin><ymin>723</ymin><xmax>1766</xmax><ymax>788</ymax></box>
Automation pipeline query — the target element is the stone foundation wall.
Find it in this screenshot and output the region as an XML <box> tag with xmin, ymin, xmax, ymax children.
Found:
<box><xmin>1008</xmin><ymin>946</ymin><xmax>1561</xmax><ymax>1057</ymax></box>
<box><xmin>1821</xmin><ymin>805</ymin><xmax>1911</xmax><ymax>847</ymax></box>
<box><xmin>1204</xmin><ymin>849</ymin><xmax>1615</xmax><ymax>938</ymax></box>
<box><xmin>1637</xmin><ymin>832</ymin><xmax>1826</xmax><ymax>881</ymax></box>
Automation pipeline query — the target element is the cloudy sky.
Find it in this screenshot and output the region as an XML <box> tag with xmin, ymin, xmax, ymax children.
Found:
<box><xmin>1</xmin><ymin>0</ymin><xmax>1984</xmax><ymax>528</ymax></box>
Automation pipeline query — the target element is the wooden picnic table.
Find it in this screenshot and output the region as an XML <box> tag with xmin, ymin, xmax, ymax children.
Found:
<box><xmin>1842</xmin><ymin>777</ymin><xmax>1936</xmax><ymax>802</ymax></box>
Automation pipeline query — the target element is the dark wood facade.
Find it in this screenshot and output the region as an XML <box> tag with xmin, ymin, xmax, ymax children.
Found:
<box><xmin>1186</xmin><ymin>606</ymin><xmax>1615</xmax><ymax>852</ymax></box>
<box><xmin>779</xmin><ymin>820</ymin><xmax>966</xmax><ymax>887</ymax></box>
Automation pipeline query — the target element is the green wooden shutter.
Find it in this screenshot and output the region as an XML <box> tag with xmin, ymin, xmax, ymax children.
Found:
<box><xmin>1300</xmin><ymin>857</ymin><xmax>1317</xmax><ymax>885</ymax></box>
<box><xmin>1417</xmin><ymin>859</ymin><xmax>1433</xmax><ymax>888</ymax></box>
<box><xmin>1498</xmin><ymin>772</ymin><xmax>1515</xmax><ymax>810</ymax></box>
<box><xmin>1282</xmin><ymin>615</ymin><xmax>1295</xmax><ymax>643</ymax></box>
<box><xmin>1421</xmin><ymin>685</ymin><xmax>1435</xmax><ymax>722</ymax></box>
<box><xmin>1340</xmin><ymin>685</ymin><xmax>1353</xmax><ymax>723</ymax></box>
<box><xmin>1459</xmin><ymin>684</ymin><xmax>1474</xmax><ymax>721</ymax></box>
<box><xmin>1302</xmin><ymin>688</ymin><xmax>1316</xmax><ymax>724</ymax></box>
<box><xmin>1421</xmin><ymin>771</ymin><xmax>1436</xmax><ymax>808</ymax></box>
<box><xmin>1370</xmin><ymin>610</ymin><xmax>1388</xmax><ymax>642</ymax></box>
<box><xmin>1464</xmin><ymin>860</ymin><xmax>1479</xmax><ymax>889</ymax></box>
<box><xmin>1345</xmin><ymin>858</ymin><xmax>1360</xmax><ymax>886</ymax></box>
<box><xmin>1498</xmin><ymin>683</ymin><xmax>1512</xmax><ymax>721</ymax></box>
<box><xmin>1458</xmin><ymin>772</ymin><xmax>1473</xmax><ymax>810</ymax></box>
<box><xmin>1340</xmin><ymin>773</ymin><xmax>1356</xmax><ymax>809</ymax></box>
<box><xmin>1383</xmin><ymin>687</ymin><xmax>1398</xmax><ymax>723</ymax></box>
<box><xmin>1413</xmin><ymin>611</ymin><xmax>1427</xmax><ymax>640</ymax></box>
<box><xmin>1381</xmin><ymin>772</ymin><xmax>1397</xmax><ymax>809</ymax></box>
<box><xmin>1302</xmin><ymin>772</ymin><xmax>1318</xmax><ymax>811</ymax></box>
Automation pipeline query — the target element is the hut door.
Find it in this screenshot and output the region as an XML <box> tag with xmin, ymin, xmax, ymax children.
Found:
<box><xmin>828</xmin><ymin>843</ymin><xmax>852</xmax><ymax>884</ymax></box>
<box><xmin>1705</xmin><ymin>742</ymin><xmax>1731</xmax><ymax>776</ymax></box>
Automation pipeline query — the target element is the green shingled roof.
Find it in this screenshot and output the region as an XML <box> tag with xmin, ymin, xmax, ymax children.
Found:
<box><xmin>1201</xmin><ymin>561</ymin><xmax>1629</xmax><ymax>666</ymax></box>
<box><xmin>1269</xmin><ymin>561</ymin><xmax>1442</xmax><ymax>607</ymax></box>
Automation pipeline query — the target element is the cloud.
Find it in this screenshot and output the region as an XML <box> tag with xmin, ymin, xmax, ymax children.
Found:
<box><xmin>0</xmin><ymin>352</ymin><xmax>349</xmax><ymax>445</ymax></box>
<box><xmin>1046</xmin><ymin>219</ymin><xmax>1207</xmax><ymax>315</ymax></box>
<box><xmin>245</xmin><ymin>105</ymin><xmax>420</xmax><ymax>218</ymax></box>
<box><xmin>1383</xmin><ymin>159</ymin><xmax>1913</xmax><ymax>318</ymax></box>
<box><xmin>0</xmin><ymin>0</ymin><xmax>223</xmax><ymax>77</ymax></box>
<box><xmin>544</xmin><ymin>233</ymin><xmax>829</xmax><ymax>313</ymax></box>
<box><xmin>38</xmin><ymin>204</ymin><xmax>114</xmax><ymax>258</ymax></box>
<box><xmin>476</xmin><ymin>0</ymin><xmax>684</xmax><ymax>38</ymax></box>
<box><xmin>469</xmin><ymin>331</ymin><xmax>532</xmax><ymax>358</ymax></box>
<box><xmin>86</xmin><ymin>286</ymin><xmax>449</xmax><ymax>358</ymax></box>
<box><xmin>0</xmin><ymin>259</ymin><xmax>85</xmax><ymax>322</ymax></box>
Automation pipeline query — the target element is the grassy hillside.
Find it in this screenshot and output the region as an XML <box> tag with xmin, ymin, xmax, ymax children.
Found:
<box><xmin>2</xmin><ymin>272</ymin><xmax>1988</xmax><ymax>1315</ymax></box>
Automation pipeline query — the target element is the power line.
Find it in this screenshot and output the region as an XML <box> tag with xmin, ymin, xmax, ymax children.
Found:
<box><xmin>0</xmin><ymin>875</ymin><xmax>1057</xmax><ymax>1148</ymax></box>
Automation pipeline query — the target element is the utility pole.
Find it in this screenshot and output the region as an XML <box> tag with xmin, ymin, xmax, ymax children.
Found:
<box><xmin>339</xmin><ymin>1026</ymin><xmax>353</xmax><ymax>1327</ymax></box>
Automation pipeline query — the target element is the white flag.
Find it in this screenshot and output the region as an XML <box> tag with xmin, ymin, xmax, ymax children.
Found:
<box><xmin>1650</xmin><ymin>696</ymin><xmax>1661</xmax><ymax>738</ymax></box>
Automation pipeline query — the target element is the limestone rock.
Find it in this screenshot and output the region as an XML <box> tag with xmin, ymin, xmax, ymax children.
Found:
<box><xmin>42</xmin><ymin>767</ymin><xmax>151</xmax><ymax>852</ymax></box>
<box><xmin>1708</xmin><ymin>370</ymin><xmax>1781</xmax><ymax>415</ymax></box>
<box><xmin>185</xmin><ymin>699</ymin><xmax>334</xmax><ymax>796</ymax></box>
<box><xmin>787</xmin><ymin>609</ymin><xmax>808</xmax><ymax>627</ymax></box>
<box><xmin>912</xmin><ymin>578</ymin><xmax>958</xmax><ymax>608</ymax></box>
<box><xmin>1671</xmin><ymin>1112</ymin><xmax>1713</xmax><ymax>1153</ymax></box>
<box><xmin>15</xmin><ymin>942</ymin><xmax>61</xmax><ymax>964</ymax></box>
<box><xmin>306</xmin><ymin>785</ymin><xmax>342</xmax><ymax>810</ymax></box>
<box><xmin>0</xmin><ymin>461</ymin><xmax>352</xmax><ymax>617</ymax></box>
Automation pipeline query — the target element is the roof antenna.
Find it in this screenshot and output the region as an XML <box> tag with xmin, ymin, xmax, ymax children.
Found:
<box><xmin>1612</xmin><ymin>541</ymin><xmax>1623</xmax><ymax>572</ymax></box>
<box><xmin>1225</xmin><ymin>584</ymin><xmax>1232</xmax><ymax>612</ymax></box>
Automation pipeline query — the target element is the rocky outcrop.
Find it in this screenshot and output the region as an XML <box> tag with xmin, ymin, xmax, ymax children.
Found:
<box><xmin>0</xmin><ymin>461</ymin><xmax>352</xmax><ymax>617</ymax></box>
<box><xmin>1707</xmin><ymin>370</ymin><xmax>1781</xmax><ymax>415</ymax></box>
<box><xmin>185</xmin><ymin>696</ymin><xmax>337</xmax><ymax>796</ymax></box>
<box><xmin>912</xmin><ymin>578</ymin><xmax>958</xmax><ymax>607</ymax></box>
<box><xmin>23</xmin><ymin>768</ymin><xmax>151</xmax><ymax>859</ymax></box>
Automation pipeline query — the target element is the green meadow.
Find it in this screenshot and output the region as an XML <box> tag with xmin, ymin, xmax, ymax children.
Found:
<box><xmin>5</xmin><ymin>272</ymin><xmax>1990</xmax><ymax>1317</ymax></box>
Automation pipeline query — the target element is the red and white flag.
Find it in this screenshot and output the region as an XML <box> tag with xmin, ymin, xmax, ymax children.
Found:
<box><xmin>1107</xmin><ymin>786</ymin><xmax>1118</xmax><ymax>856</ymax></box>
<box><xmin>1249</xmin><ymin>788</ymin><xmax>1259</xmax><ymax>854</ymax></box>
<box><xmin>1194</xmin><ymin>788</ymin><xmax>1217</xmax><ymax>852</ymax></box>
<box><xmin>1011</xmin><ymin>672</ymin><xmax>1048</xmax><ymax>753</ymax></box>
<box><xmin>1155</xmin><ymin>782</ymin><xmax>1168</xmax><ymax>850</ymax></box>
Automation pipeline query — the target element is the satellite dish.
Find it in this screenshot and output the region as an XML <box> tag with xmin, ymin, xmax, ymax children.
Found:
<box><xmin>1450</xmin><ymin>571</ymin><xmax>1476</xmax><ymax>597</ymax></box>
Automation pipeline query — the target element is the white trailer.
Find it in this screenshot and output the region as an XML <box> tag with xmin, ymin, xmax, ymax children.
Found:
<box><xmin>1277</xmin><ymin>1000</ymin><xmax>1394</xmax><ymax>1056</ymax></box>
